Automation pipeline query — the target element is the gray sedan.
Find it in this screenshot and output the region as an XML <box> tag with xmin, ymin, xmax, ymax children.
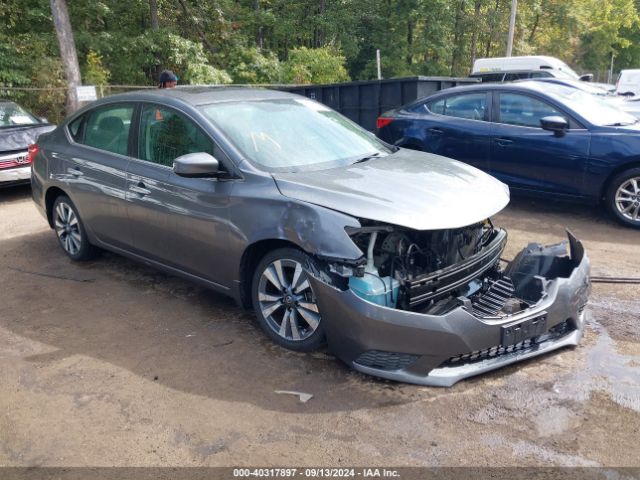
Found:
<box><xmin>30</xmin><ymin>87</ymin><xmax>590</xmax><ymax>386</ymax></box>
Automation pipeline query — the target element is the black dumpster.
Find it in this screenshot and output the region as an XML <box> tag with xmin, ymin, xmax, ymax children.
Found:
<box><xmin>277</xmin><ymin>76</ymin><xmax>478</xmax><ymax>130</ymax></box>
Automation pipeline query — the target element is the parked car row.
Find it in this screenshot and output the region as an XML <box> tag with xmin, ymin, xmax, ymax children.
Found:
<box><xmin>470</xmin><ymin>55</ymin><xmax>615</xmax><ymax>93</ymax></box>
<box><xmin>27</xmin><ymin>87</ymin><xmax>591</xmax><ymax>386</ymax></box>
<box><xmin>377</xmin><ymin>80</ymin><xmax>640</xmax><ymax>229</ymax></box>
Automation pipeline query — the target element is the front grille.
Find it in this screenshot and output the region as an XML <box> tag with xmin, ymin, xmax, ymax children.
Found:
<box><xmin>405</xmin><ymin>230</ymin><xmax>507</xmax><ymax>308</ymax></box>
<box><xmin>468</xmin><ymin>277</ymin><xmax>516</xmax><ymax>318</ymax></box>
<box><xmin>354</xmin><ymin>350</ymin><xmax>419</xmax><ymax>371</ymax></box>
<box><xmin>442</xmin><ymin>320</ymin><xmax>575</xmax><ymax>367</ymax></box>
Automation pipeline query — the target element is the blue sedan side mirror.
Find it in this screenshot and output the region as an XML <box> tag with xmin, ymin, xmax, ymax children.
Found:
<box><xmin>540</xmin><ymin>116</ymin><xmax>569</xmax><ymax>137</ymax></box>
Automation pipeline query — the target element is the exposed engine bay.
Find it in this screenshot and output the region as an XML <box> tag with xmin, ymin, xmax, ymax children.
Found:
<box><xmin>333</xmin><ymin>219</ymin><xmax>579</xmax><ymax>319</ymax></box>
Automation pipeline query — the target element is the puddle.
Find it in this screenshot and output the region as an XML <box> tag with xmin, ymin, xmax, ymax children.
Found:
<box><xmin>553</xmin><ymin>298</ymin><xmax>640</xmax><ymax>412</ymax></box>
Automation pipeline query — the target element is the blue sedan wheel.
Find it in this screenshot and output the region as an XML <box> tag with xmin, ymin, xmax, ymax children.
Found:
<box><xmin>607</xmin><ymin>168</ymin><xmax>640</xmax><ymax>229</ymax></box>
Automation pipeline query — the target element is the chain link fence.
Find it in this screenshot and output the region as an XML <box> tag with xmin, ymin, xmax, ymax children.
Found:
<box><xmin>0</xmin><ymin>85</ymin><xmax>156</xmax><ymax>125</ymax></box>
<box><xmin>4</xmin><ymin>74</ymin><xmax>621</xmax><ymax>127</ymax></box>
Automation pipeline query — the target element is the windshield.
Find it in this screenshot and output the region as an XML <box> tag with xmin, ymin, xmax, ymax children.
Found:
<box><xmin>544</xmin><ymin>84</ymin><xmax>638</xmax><ymax>126</ymax></box>
<box><xmin>0</xmin><ymin>102</ymin><xmax>39</xmax><ymax>128</ymax></box>
<box><xmin>200</xmin><ymin>98</ymin><xmax>392</xmax><ymax>172</ymax></box>
<box><xmin>554</xmin><ymin>62</ymin><xmax>580</xmax><ymax>79</ymax></box>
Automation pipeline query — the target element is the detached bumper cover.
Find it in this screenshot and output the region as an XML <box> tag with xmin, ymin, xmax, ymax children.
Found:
<box><xmin>0</xmin><ymin>165</ymin><xmax>30</xmax><ymax>184</ymax></box>
<box><xmin>309</xmin><ymin>232</ymin><xmax>591</xmax><ymax>387</ymax></box>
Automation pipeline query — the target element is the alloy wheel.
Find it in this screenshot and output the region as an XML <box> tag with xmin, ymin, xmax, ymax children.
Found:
<box><xmin>54</xmin><ymin>201</ymin><xmax>82</xmax><ymax>255</ymax></box>
<box><xmin>615</xmin><ymin>177</ymin><xmax>640</xmax><ymax>222</ymax></box>
<box><xmin>257</xmin><ymin>258</ymin><xmax>321</xmax><ymax>342</ymax></box>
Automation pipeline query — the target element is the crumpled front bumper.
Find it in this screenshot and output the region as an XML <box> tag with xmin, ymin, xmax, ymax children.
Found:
<box><xmin>308</xmin><ymin>233</ymin><xmax>591</xmax><ymax>387</ymax></box>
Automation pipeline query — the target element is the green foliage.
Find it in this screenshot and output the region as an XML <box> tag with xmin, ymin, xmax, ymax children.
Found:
<box><xmin>135</xmin><ymin>30</ymin><xmax>232</xmax><ymax>84</ymax></box>
<box><xmin>0</xmin><ymin>40</ymin><xmax>32</xmax><ymax>86</ymax></box>
<box><xmin>225</xmin><ymin>47</ymin><xmax>282</xmax><ymax>84</ymax></box>
<box><xmin>2</xmin><ymin>0</ymin><xmax>640</xmax><ymax>92</ymax></box>
<box><xmin>82</xmin><ymin>50</ymin><xmax>110</xmax><ymax>86</ymax></box>
<box><xmin>282</xmin><ymin>47</ymin><xmax>350</xmax><ymax>84</ymax></box>
<box><xmin>579</xmin><ymin>0</ymin><xmax>639</xmax><ymax>71</ymax></box>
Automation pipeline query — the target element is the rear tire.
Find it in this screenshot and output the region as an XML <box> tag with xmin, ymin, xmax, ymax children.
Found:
<box><xmin>52</xmin><ymin>195</ymin><xmax>97</xmax><ymax>261</ymax></box>
<box><xmin>251</xmin><ymin>248</ymin><xmax>325</xmax><ymax>352</ymax></box>
<box><xmin>605</xmin><ymin>168</ymin><xmax>640</xmax><ymax>229</ymax></box>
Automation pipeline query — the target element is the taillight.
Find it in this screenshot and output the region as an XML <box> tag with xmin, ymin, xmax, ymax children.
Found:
<box><xmin>26</xmin><ymin>144</ymin><xmax>39</xmax><ymax>164</ymax></box>
<box><xmin>376</xmin><ymin>117</ymin><xmax>394</xmax><ymax>129</ymax></box>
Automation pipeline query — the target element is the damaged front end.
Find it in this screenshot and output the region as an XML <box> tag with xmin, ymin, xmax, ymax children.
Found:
<box><xmin>307</xmin><ymin>220</ymin><xmax>591</xmax><ymax>387</ymax></box>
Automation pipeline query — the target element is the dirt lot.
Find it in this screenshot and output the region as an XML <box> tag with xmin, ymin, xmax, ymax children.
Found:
<box><xmin>1</xmin><ymin>185</ymin><xmax>639</xmax><ymax>468</ymax></box>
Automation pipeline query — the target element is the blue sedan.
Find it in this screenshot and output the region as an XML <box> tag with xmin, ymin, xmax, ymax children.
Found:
<box><xmin>376</xmin><ymin>81</ymin><xmax>640</xmax><ymax>228</ymax></box>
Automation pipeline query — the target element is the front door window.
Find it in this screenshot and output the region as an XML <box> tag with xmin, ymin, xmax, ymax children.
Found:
<box><xmin>497</xmin><ymin>93</ymin><xmax>563</xmax><ymax>128</ymax></box>
<box><xmin>138</xmin><ymin>104</ymin><xmax>214</xmax><ymax>167</ymax></box>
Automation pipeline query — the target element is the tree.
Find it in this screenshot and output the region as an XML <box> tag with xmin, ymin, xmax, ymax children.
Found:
<box><xmin>282</xmin><ymin>46</ymin><xmax>350</xmax><ymax>84</ymax></box>
<box><xmin>50</xmin><ymin>0</ymin><xmax>81</xmax><ymax>114</ymax></box>
<box><xmin>149</xmin><ymin>0</ymin><xmax>159</xmax><ymax>31</ymax></box>
<box><xmin>5</xmin><ymin>0</ymin><xmax>640</xmax><ymax>96</ymax></box>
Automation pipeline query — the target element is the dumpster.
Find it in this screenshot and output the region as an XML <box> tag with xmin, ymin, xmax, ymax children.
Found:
<box><xmin>277</xmin><ymin>76</ymin><xmax>478</xmax><ymax>130</ymax></box>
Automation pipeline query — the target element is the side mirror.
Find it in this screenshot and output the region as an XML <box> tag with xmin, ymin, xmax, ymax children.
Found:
<box><xmin>173</xmin><ymin>152</ymin><xmax>219</xmax><ymax>178</ymax></box>
<box><xmin>39</xmin><ymin>117</ymin><xmax>49</xmax><ymax>123</ymax></box>
<box><xmin>579</xmin><ymin>73</ymin><xmax>594</xmax><ymax>82</ymax></box>
<box><xmin>540</xmin><ymin>116</ymin><xmax>569</xmax><ymax>137</ymax></box>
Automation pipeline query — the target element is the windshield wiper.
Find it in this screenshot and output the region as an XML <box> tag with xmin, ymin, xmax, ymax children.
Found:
<box><xmin>353</xmin><ymin>152</ymin><xmax>382</xmax><ymax>164</ymax></box>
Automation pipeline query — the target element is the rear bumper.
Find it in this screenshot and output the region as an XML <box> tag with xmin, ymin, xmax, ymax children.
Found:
<box><xmin>0</xmin><ymin>166</ymin><xmax>30</xmax><ymax>185</ymax></box>
<box><xmin>309</xmin><ymin>234</ymin><xmax>591</xmax><ymax>387</ymax></box>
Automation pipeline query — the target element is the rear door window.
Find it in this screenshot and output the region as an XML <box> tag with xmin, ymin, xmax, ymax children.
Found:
<box><xmin>426</xmin><ymin>93</ymin><xmax>488</xmax><ymax>121</ymax></box>
<box><xmin>82</xmin><ymin>104</ymin><xmax>134</xmax><ymax>156</ymax></box>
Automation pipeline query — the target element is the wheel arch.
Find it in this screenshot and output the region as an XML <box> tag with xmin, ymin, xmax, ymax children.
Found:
<box><xmin>600</xmin><ymin>161</ymin><xmax>640</xmax><ymax>201</ymax></box>
<box><xmin>44</xmin><ymin>186</ymin><xmax>69</xmax><ymax>228</ymax></box>
<box><xmin>238</xmin><ymin>239</ymin><xmax>302</xmax><ymax>310</ymax></box>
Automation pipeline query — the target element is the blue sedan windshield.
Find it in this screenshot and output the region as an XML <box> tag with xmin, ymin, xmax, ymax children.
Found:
<box><xmin>544</xmin><ymin>84</ymin><xmax>638</xmax><ymax>126</ymax></box>
<box><xmin>200</xmin><ymin>98</ymin><xmax>392</xmax><ymax>172</ymax></box>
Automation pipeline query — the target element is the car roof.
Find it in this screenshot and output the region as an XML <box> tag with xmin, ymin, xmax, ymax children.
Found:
<box><xmin>472</xmin><ymin>55</ymin><xmax>569</xmax><ymax>71</ymax></box>
<box><xmin>99</xmin><ymin>86</ymin><xmax>299</xmax><ymax>106</ymax></box>
<box><xmin>426</xmin><ymin>80</ymin><xmax>558</xmax><ymax>97</ymax></box>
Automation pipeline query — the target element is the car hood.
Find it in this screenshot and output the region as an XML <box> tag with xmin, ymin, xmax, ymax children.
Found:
<box><xmin>0</xmin><ymin>124</ymin><xmax>55</xmax><ymax>151</ymax></box>
<box><xmin>272</xmin><ymin>149</ymin><xmax>510</xmax><ymax>230</ymax></box>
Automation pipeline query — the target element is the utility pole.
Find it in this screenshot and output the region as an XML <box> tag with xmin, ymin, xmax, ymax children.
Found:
<box><xmin>609</xmin><ymin>51</ymin><xmax>615</xmax><ymax>84</ymax></box>
<box><xmin>376</xmin><ymin>49</ymin><xmax>382</xmax><ymax>80</ymax></box>
<box><xmin>506</xmin><ymin>0</ymin><xmax>517</xmax><ymax>56</ymax></box>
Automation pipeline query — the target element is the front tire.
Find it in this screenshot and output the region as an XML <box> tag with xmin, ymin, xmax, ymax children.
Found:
<box><xmin>251</xmin><ymin>248</ymin><xmax>325</xmax><ymax>352</ymax></box>
<box><xmin>52</xmin><ymin>195</ymin><xmax>97</xmax><ymax>260</ymax></box>
<box><xmin>606</xmin><ymin>168</ymin><xmax>640</xmax><ymax>229</ymax></box>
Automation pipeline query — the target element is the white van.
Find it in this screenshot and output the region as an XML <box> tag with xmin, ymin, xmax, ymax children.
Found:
<box><xmin>471</xmin><ymin>55</ymin><xmax>589</xmax><ymax>82</ymax></box>
<box><xmin>616</xmin><ymin>69</ymin><xmax>640</xmax><ymax>96</ymax></box>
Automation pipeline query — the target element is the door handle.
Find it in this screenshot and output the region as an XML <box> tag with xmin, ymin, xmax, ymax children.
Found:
<box><xmin>495</xmin><ymin>138</ymin><xmax>513</xmax><ymax>146</ymax></box>
<box><xmin>67</xmin><ymin>167</ymin><xmax>83</xmax><ymax>177</ymax></box>
<box><xmin>428</xmin><ymin>128</ymin><xmax>444</xmax><ymax>134</ymax></box>
<box><xmin>129</xmin><ymin>183</ymin><xmax>151</xmax><ymax>196</ymax></box>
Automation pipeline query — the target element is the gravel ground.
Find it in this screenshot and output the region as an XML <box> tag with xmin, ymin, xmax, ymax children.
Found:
<box><xmin>0</xmin><ymin>185</ymin><xmax>639</xmax><ymax>468</ymax></box>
